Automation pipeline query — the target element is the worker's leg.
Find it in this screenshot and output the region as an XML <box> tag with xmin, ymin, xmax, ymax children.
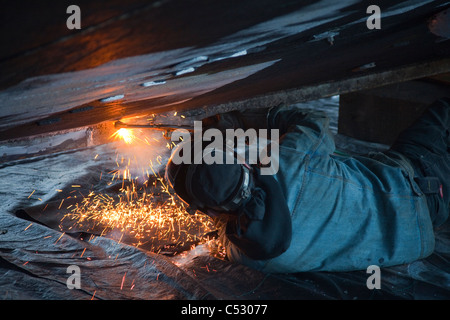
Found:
<box><xmin>391</xmin><ymin>98</ymin><xmax>450</xmax><ymax>227</ymax></box>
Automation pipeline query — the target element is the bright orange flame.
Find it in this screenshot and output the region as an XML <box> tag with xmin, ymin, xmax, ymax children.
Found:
<box><xmin>111</xmin><ymin>128</ymin><xmax>135</xmax><ymax>144</ymax></box>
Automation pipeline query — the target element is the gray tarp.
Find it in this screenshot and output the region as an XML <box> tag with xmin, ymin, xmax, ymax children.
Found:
<box><xmin>1</xmin><ymin>99</ymin><xmax>449</xmax><ymax>300</ymax></box>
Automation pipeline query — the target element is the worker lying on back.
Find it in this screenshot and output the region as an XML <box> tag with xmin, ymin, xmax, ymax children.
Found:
<box><xmin>165</xmin><ymin>98</ymin><xmax>449</xmax><ymax>272</ymax></box>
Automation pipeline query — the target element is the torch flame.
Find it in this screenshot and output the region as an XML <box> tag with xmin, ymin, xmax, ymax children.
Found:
<box><xmin>111</xmin><ymin>128</ymin><xmax>135</xmax><ymax>144</ymax></box>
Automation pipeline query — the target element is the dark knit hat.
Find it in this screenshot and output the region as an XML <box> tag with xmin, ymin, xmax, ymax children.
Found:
<box><xmin>187</xmin><ymin>163</ymin><xmax>243</xmax><ymax>209</ymax></box>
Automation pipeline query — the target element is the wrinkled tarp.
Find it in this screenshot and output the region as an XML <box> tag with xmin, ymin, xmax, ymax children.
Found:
<box><xmin>1</xmin><ymin>98</ymin><xmax>449</xmax><ymax>300</ymax></box>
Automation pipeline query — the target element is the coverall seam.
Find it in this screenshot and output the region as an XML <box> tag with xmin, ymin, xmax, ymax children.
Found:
<box><xmin>292</xmin><ymin>155</ymin><xmax>310</xmax><ymax>216</ymax></box>
<box><xmin>414</xmin><ymin>197</ymin><xmax>425</xmax><ymax>258</ymax></box>
<box><xmin>310</xmin><ymin>118</ymin><xmax>331</xmax><ymax>157</ymax></box>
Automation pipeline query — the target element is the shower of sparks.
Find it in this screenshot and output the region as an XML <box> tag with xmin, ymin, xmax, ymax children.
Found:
<box><xmin>62</xmin><ymin>125</ymin><xmax>225</xmax><ymax>258</ymax></box>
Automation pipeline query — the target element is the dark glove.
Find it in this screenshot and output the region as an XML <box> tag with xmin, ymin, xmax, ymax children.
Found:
<box><xmin>202</xmin><ymin>108</ymin><xmax>270</xmax><ymax>131</ymax></box>
<box><xmin>202</xmin><ymin>110</ymin><xmax>244</xmax><ymax>132</ymax></box>
<box><xmin>239</xmin><ymin>107</ymin><xmax>270</xmax><ymax>130</ymax></box>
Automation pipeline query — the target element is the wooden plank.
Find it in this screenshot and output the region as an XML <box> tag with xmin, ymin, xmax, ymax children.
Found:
<box><xmin>0</xmin><ymin>0</ymin><xmax>449</xmax><ymax>142</ymax></box>
<box><xmin>338</xmin><ymin>79</ymin><xmax>450</xmax><ymax>145</ymax></box>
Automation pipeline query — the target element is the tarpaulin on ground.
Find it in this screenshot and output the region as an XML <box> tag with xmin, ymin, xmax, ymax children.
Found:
<box><xmin>1</xmin><ymin>100</ymin><xmax>449</xmax><ymax>300</ymax></box>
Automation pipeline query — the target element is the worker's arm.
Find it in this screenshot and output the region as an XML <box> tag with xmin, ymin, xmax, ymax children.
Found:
<box><xmin>267</xmin><ymin>104</ymin><xmax>336</xmax><ymax>156</ymax></box>
<box><xmin>202</xmin><ymin>104</ymin><xmax>335</xmax><ymax>157</ymax></box>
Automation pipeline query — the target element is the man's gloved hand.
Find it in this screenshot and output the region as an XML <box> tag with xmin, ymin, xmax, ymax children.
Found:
<box><xmin>240</xmin><ymin>107</ymin><xmax>271</xmax><ymax>130</ymax></box>
<box><xmin>202</xmin><ymin>110</ymin><xmax>244</xmax><ymax>132</ymax></box>
<box><xmin>202</xmin><ymin>107</ymin><xmax>270</xmax><ymax>131</ymax></box>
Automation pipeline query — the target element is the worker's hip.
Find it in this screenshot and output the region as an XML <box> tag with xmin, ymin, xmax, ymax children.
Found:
<box><xmin>405</xmin><ymin>154</ymin><xmax>449</xmax><ymax>227</ymax></box>
<box><xmin>389</xmin><ymin>98</ymin><xmax>450</xmax><ymax>227</ymax></box>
